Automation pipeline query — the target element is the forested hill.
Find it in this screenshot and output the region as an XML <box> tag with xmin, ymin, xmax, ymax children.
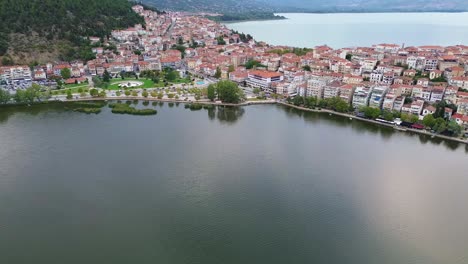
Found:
<box><xmin>0</xmin><ymin>0</ymin><xmax>144</xmax><ymax>65</ymax></box>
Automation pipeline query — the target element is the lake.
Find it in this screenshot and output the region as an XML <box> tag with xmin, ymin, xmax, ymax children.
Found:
<box><xmin>1</xmin><ymin>102</ymin><xmax>468</xmax><ymax>264</ymax></box>
<box><xmin>226</xmin><ymin>12</ymin><xmax>468</xmax><ymax>48</ymax></box>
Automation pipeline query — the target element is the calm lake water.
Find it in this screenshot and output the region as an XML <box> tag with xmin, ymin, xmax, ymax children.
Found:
<box><xmin>1</xmin><ymin>102</ymin><xmax>468</xmax><ymax>264</ymax></box>
<box><xmin>226</xmin><ymin>12</ymin><xmax>468</xmax><ymax>48</ymax></box>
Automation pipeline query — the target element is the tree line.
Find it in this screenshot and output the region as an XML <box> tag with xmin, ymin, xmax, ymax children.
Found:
<box><xmin>0</xmin><ymin>0</ymin><xmax>145</xmax><ymax>60</ymax></box>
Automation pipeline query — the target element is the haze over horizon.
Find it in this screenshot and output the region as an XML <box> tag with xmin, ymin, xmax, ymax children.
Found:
<box><xmin>141</xmin><ymin>0</ymin><xmax>468</xmax><ymax>13</ymax></box>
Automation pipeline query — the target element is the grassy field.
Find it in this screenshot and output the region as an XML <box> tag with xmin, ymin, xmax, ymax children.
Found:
<box><xmin>108</xmin><ymin>79</ymin><xmax>157</xmax><ymax>90</ymax></box>
<box><xmin>51</xmin><ymin>84</ymin><xmax>90</xmax><ymax>95</ymax></box>
<box><xmin>108</xmin><ymin>77</ymin><xmax>192</xmax><ymax>90</ymax></box>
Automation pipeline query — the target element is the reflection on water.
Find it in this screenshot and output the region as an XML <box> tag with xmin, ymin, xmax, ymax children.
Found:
<box><xmin>0</xmin><ymin>102</ymin><xmax>464</xmax><ymax>152</ymax></box>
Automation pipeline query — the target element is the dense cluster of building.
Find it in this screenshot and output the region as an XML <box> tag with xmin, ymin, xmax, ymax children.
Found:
<box><xmin>2</xmin><ymin>5</ymin><xmax>468</xmax><ymax>128</ymax></box>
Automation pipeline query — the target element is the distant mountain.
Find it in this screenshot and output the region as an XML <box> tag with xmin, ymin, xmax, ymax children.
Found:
<box><xmin>266</xmin><ymin>0</ymin><xmax>468</xmax><ymax>12</ymax></box>
<box><xmin>0</xmin><ymin>0</ymin><xmax>144</xmax><ymax>65</ymax></box>
<box><xmin>140</xmin><ymin>0</ymin><xmax>274</xmax><ymax>14</ymax></box>
<box><xmin>140</xmin><ymin>0</ymin><xmax>285</xmax><ymax>21</ymax></box>
<box><xmin>142</xmin><ymin>0</ymin><xmax>468</xmax><ymax>14</ymax></box>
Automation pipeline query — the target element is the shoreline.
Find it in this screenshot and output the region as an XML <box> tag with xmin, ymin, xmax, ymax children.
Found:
<box><xmin>3</xmin><ymin>97</ymin><xmax>466</xmax><ymax>145</ymax></box>
<box><xmin>278</xmin><ymin>102</ymin><xmax>468</xmax><ymax>145</ymax></box>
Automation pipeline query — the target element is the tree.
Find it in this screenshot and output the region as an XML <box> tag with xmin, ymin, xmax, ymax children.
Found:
<box><xmin>1</xmin><ymin>55</ymin><xmax>14</xmax><ymax>66</ymax></box>
<box><xmin>448</xmin><ymin>120</ymin><xmax>462</xmax><ymax>136</ymax></box>
<box><xmin>228</xmin><ymin>65</ymin><xmax>235</xmax><ymax>73</ymax></box>
<box><xmin>362</xmin><ymin>106</ymin><xmax>381</xmax><ymax>119</ymax></box>
<box><xmin>216</xmin><ymin>36</ymin><xmax>226</xmax><ymax>45</ymax></box>
<box><xmin>245</xmin><ymin>59</ymin><xmax>263</xmax><ymax>69</ymax></box>
<box><xmin>253</xmin><ymin>88</ymin><xmax>261</xmax><ymax>95</ymax></box>
<box><xmin>0</xmin><ymin>88</ymin><xmax>11</xmax><ymax>104</ymax></box>
<box><xmin>345</xmin><ymin>54</ymin><xmax>352</xmax><ymax>61</ymax></box>
<box><xmin>304</xmin><ymin>96</ymin><xmax>317</xmax><ymax>108</ymax></box>
<box><xmin>433</xmin><ymin>117</ymin><xmax>447</xmax><ymax>133</ymax></box>
<box><xmin>124</xmin><ymin>90</ymin><xmax>131</xmax><ymax>96</ymax></box>
<box><xmin>410</xmin><ymin>114</ymin><xmax>419</xmax><ymax>124</ymax></box>
<box><xmin>214</xmin><ymin>67</ymin><xmax>222</xmax><ymax>79</ymax></box>
<box><xmin>334</xmin><ymin>99</ymin><xmax>350</xmax><ymax>113</ymax></box>
<box><xmin>423</xmin><ymin>114</ymin><xmax>436</xmax><ymax>128</ymax></box>
<box><xmin>207</xmin><ymin>84</ymin><xmax>216</xmax><ymax>101</ymax></box>
<box><xmin>142</xmin><ymin>90</ymin><xmax>148</xmax><ymax>98</ymax></box>
<box><xmin>89</xmin><ymin>89</ymin><xmax>99</xmax><ymax>97</ymax></box>
<box><xmin>216</xmin><ymin>80</ymin><xmax>242</xmax><ymax>104</ymax></box>
<box><xmin>103</xmin><ymin>70</ymin><xmax>111</xmax><ymax>83</ymax></box>
<box><xmin>292</xmin><ymin>96</ymin><xmax>304</xmax><ymax>106</ymax></box>
<box><xmin>61</xmin><ymin>68</ymin><xmax>71</xmax><ymax>79</ymax></box>
<box><xmin>13</xmin><ymin>84</ymin><xmax>41</xmax><ymax>104</ymax></box>
<box><xmin>166</xmin><ymin>70</ymin><xmax>178</xmax><ymax>82</ymax></box>
<box><xmin>66</xmin><ymin>89</ymin><xmax>73</xmax><ymax>100</ymax></box>
<box><xmin>302</xmin><ymin>65</ymin><xmax>311</xmax><ymax>71</ymax></box>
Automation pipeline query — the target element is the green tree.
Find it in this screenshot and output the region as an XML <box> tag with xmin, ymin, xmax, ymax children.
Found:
<box><xmin>207</xmin><ymin>84</ymin><xmax>216</xmax><ymax>101</ymax></box>
<box><xmin>1</xmin><ymin>55</ymin><xmax>14</xmax><ymax>66</ymax></box>
<box><xmin>214</xmin><ymin>67</ymin><xmax>222</xmax><ymax>79</ymax></box>
<box><xmin>13</xmin><ymin>84</ymin><xmax>41</xmax><ymax>104</ymax></box>
<box><xmin>410</xmin><ymin>114</ymin><xmax>419</xmax><ymax>123</ymax></box>
<box><xmin>61</xmin><ymin>68</ymin><xmax>71</xmax><ymax>79</ymax></box>
<box><xmin>447</xmin><ymin>120</ymin><xmax>462</xmax><ymax>136</ymax></box>
<box><xmin>253</xmin><ymin>88</ymin><xmax>261</xmax><ymax>95</ymax></box>
<box><xmin>423</xmin><ymin>114</ymin><xmax>436</xmax><ymax>128</ymax></box>
<box><xmin>334</xmin><ymin>99</ymin><xmax>349</xmax><ymax>113</ymax></box>
<box><xmin>228</xmin><ymin>65</ymin><xmax>235</xmax><ymax>73</ymax></box>
<box><xmin>166</xmin><ymin>70</ymin><xmax>178</xmax><ymax>82</ymax></box>
<box><xmin>103</xmin><ymin>70</ymin><xmax>111</xmax><ymax>83</ymax></box>
<box><xmin>124</xmin><ymin>90</ymin><xmax>131</xmax><ymax>96</ymax></box>
<box><xmin>292</xmin><ymin>96</ymin><xmax>304</xmax><ymax>106</ymax></box>
<box><xmin>433</xmin><ymin>117</ymin><xmax>447</xmax><ymax>133</ymax></box>
<box><xmin>362</xmin><ymin>106</ymin><xmax>381</xmax><ymax>119</ymax></box>
<box><xmin>0</xmin><ymin>88</ymin><xmax>11</xmax><ymax>104</ymax></box>
<box><xmin>216</xmin><ymin>80</ymin><xmax>242</xmax><ymax>104</ymax></box>
<box><xmin>142</xmin><ymin>90</ymin><xmax>148</xmax><ymax>98</ymax></box>
<box><xmin>66</xmin><ymin>89</ymin><xmax>73</xmax><ymax>100</ymax></box>
<box><xmin>302</xmin><ymin>65</ymin><xmax>311</xmax><ymax>71</ymax></box>
<box><xmin>216</xmin><ymin>36</ymin><xmax>226</xmax><ymax>45</ymax></box>
<box><xmin>89</xmin><ymin>89</ymin><xmax>99</xmax><ymax>97</ymax></box>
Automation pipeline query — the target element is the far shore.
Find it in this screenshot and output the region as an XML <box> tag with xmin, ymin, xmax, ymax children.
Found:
<box><xmin>3</xmin><ymin>96</ymin><xmax>465</xmax><ymax>146</ymax></box>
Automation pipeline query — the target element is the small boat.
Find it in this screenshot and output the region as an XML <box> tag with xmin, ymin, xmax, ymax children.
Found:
<box><xmin>349</xmin><ymin>117</ymin><xmax>353</xmax><ymax>120</ymax></box>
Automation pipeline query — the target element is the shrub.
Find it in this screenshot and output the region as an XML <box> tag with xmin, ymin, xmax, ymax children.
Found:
<box><xmin>110</xmin><ymin>103</ymin><xmax>157</xmax><ymax>115</ymax></box>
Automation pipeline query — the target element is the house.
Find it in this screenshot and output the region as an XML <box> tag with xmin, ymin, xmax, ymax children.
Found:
<box><xmin>416</xmin><ymin>78</ymin><xmax>429</xmax><ymax>87</ymax></box>
<box><xmin>383</xmin><ymin>93</ymin><xmax>396</xmax><ymax>111</ymax></box>
<box><xmin>323</xmin><ymin>80</ymin><xmax>342</xmax><ymax>99</ymax></box>
<box><xmin>229</xmin><ymin>70</ymin><xmax>248</xmax><ymax>83</ymax></box>
<box><xmin>369</xmin><ymin>71</ymin><xmax>383</xmax><ymax>83</ymax></box>
<box><xmin>451</xmin><ymin>113</ymin><xmax>468</xmax><ymax>128</ymax></box>
<box><xmin>369</xmin><ymin>86</ymin><xmax>388</xmax><ymax>108</ymax></box>
<box><xmin>339</xmin><ymin>84</ymin><xmax>356</xmax><ymax>103</ymax></box>
<box><xmin>422</xmin><ymin>105</ymin><xmax>436</xmax><ymax>116</ymax></box>
<box><xmin>444</xmin><ymin>86</ymin><xmax>459</xmax><ymax>104</ymax></box>
<box><xmin>307</xmin><ymin>78</ymin><xmax>327</xmax><ymax>99</ymax></box>
<box><xmin>352</xmin><ymin>86</ymin><xmax>373</xmax><ymax>108</ymax></box>
<box><xmin>456</xmin><ymin>99</ymin><xmax>468</xmax><ymax>115</ymax></box>
<box><xmin>246</xmin><ymin>70</ymin><xmax>283</xmax><ymax>91</ymax></box>
<box><xmin>429</xmin><ymin>87</ymin><xmax>445</xmax><ymax>103</ymax></box>
<box><xmin>393</xmin><ymin>96</ymin><xmax>406</xmax><ymax>112</ymax></box>
<box><xmin>404</xmin><ymin>100</ymin><xmax>424</xmax><ymax>115</ymax></box>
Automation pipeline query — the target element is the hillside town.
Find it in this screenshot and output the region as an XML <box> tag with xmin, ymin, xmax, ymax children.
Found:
<box><xmin>2</xmin><ymin>5</ymin><xmax>468</xmax><ymax>133</ymax></box>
